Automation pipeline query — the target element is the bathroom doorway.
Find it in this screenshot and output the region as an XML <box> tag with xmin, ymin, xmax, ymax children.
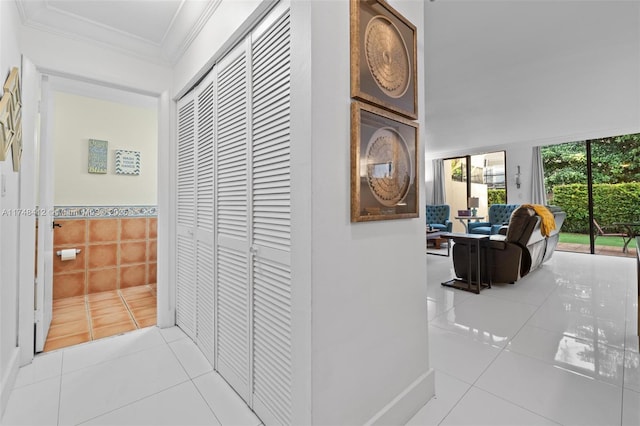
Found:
<box><xmin>36</xmin><ymin>75</ymin><xmax>160</xmax><ymax>352</ymax></box>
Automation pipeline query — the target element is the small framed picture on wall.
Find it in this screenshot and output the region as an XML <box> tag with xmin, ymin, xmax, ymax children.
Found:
<box><xmin>115</xmin><ymin>150</ymin><xmax>141</xmax><ymax>175</ymax></box>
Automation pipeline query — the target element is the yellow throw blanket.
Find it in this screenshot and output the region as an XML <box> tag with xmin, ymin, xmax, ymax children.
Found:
<box><xmin>521</xmin><ymin>204</ymin><xmax>556</xmax><ymax>237</ymax></box>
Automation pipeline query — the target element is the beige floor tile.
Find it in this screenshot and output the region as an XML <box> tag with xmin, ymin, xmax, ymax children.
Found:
<box><xmin>44</xmin><ymin>332</ymin><xmax>91</xmax><ymax>352</ymax></box>
<box><xmin>92</xmin><ymin>321</ymin><xmax>137</xmax><ymax>340</ymax></box>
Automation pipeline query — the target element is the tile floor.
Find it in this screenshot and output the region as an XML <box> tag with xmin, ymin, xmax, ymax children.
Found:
<box><xmin>3</xmin><ymin>251</ymin><xmax>638</xmax><ymax>425</ymax></box>
<box><xmin>2</xmin><ymin>326</ymin><xmax>262</xmax><ymax>426</ymax></box>
<box><xmin>45</xmin><ymin>285</ymin><xmax>157</xmax><ymax>352</ymax></box>
<box><xmin>410</xmin><ymin>250</ymin><xmax>640</xmax><ymax>426</ymax></box>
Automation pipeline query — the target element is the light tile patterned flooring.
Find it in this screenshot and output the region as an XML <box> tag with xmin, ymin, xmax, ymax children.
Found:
<box><xmin>44</xmin><ymin>284</ymin><xmax>157</xmax><ymax>352</ymax></box>
<box><xmin>410</xmin><ymin>250</ymin><xmax>640</xmax><ymax>425</ymax></box>
<box><xmin>4</xmin><ymin>252</ymin><xmax>640</xmax><ymax>425</ymax></box>
<box><xmin>2</xmin><ymin>326</ymin><xmax>262</xmax><ymax>426</ymax></box>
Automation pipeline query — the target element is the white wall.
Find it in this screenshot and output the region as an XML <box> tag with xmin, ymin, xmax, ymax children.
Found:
<box><xmin>20</xmin><ymin>26</ymin><xmax>171</xmax><ymax>96</ymax></box>
<box><xmin>52</xmin><ymin>91</ymin><xmax>158</xmax><ymax>206</ymax></box>
<box><xmin>424</xmin><ymin>0</ymin><xmax>640</xmax><ymax>204</ymax></box>
<box><xmin>0</xmin><ymin>0</ymin><xmax>26</xmax><ymax>416</ymax></box>
<box><xmin>305</xmin><ymin>1</ymin><xmax>432</xmax><ymax>424</ymax></box>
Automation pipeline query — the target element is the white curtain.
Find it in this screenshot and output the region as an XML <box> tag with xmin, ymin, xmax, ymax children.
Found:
<box><xmin>531</xmin><ymin>146</ymin><xmax>547</xmax><ymax>205</ymax></box>
<box><xmin>433</xmin><ymin>158</ymin><xmax>446</xmax><ymax>205</ymax></box>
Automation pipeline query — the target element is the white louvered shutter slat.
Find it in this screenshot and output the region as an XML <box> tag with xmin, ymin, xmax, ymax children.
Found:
<box><xmin>176</xmin><ymin>234</ymin><xmax>196</xmax><ymax>339</ymax></box>
<box><xmin>217</xmin><ymin>246</ymin><xmax>249</xmax><ymax>389</ymax></box>
<box><xmin>177</xmin><ymin>98</ymin><xmax>196</xmax><ymax>228</ymax></box>
<box><xmin>176</xmin><ymin>95</ymin><xmax>197</xmax><ymax>339</ymax></box>
<box><xmin>197</xmin><ymin>80</ymin><xmax>215</xmax><ymax>233</ymax></box>
<box><xmin>196</xmin><ymin>241</ymin><xmax>215</xmax><ymax>365</ymax></box>
<box><xmin>216</xmin><ymin>43</ymin><xmax>251</xmax><ymax>400</ymax></box>
<box><xmin>195</xmin><ymin>76</ymin><xmax>216</xmax><ymax>365</ymax></box>
<box><xmin>251</xmin><ymin>10</ymin><xmax>293</xmax><ymax>426</ymax></box>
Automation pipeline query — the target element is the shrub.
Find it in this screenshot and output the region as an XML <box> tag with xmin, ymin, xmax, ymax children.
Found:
<box><xmin>488</xmin><ymin>189</ymin><xmax>506</xmax><ymax>205</ymax></box>
<box><xmin>551</xmin><ymin>182</ymin><xmax>640</xmax><ymax>233</ymax></box>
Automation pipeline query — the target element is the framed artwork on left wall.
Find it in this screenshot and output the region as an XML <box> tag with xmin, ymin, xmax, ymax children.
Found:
<box><xmin>0</xmin><ymin>95</ymin><xmax>13</xmax><ymax>161</ymax></box>
<box><xmin>351</xmin><ymin>101</ymin><xmax>419</xmax><ymax>222</ymax></box>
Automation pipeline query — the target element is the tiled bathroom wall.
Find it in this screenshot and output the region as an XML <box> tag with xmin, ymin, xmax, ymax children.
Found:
<box><xmin>53</xmin><ymin>216</ymin><xmax>157</xmax><ymax>299</ymax></box>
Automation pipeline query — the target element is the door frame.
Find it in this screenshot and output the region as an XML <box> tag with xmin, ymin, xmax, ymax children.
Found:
<box><xmin>18</xmin><ymin>70</ymin><xmax>175</xmax><ymax>364</ymax></box>
<box><xmin>17</xmin><ymin>56</ymin><xmax>40</xmax><ymax>365</ymax></box>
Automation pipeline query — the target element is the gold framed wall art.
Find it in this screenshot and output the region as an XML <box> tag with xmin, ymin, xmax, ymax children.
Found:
<box><xmin>1</xmin><ymin>67</ymin><xmax>22</xmax><ymax>170</ymax></box>
<box><xmin>11</xmin><ymin>116</ymin><xmax>22</xmax><ymax>171</ymax></box>
<box><xmin>0</xmin><ymin>95</ymin><xmax>13</xmax><ymax>162</ymax></box>
<box><xmin>3</xmin><ymin>67</ymin><xmax>21</xmax><ymax>115</ymax></box>
<box><xmin>351</xmin><ymin>101</ymin><xmax>418</xmax><ymax>222</ymax></box>
<box><xmin>350</xmin><ymin>0</ymin><xmax>417</xmax><ymax>120</ymax></box>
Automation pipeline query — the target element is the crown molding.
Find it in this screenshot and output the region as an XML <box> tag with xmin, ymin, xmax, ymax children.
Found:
<box><xmin>14</xmin><ymin>0</ymin><xmax>222</xmax><ymax>67</ymax></box>
<box><xmin>162</xmin><ymin>0</ymin><xmax>222</xmax><ymax>64</ymax></box>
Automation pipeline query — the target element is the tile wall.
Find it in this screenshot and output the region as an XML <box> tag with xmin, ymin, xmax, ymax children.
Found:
<box><xmin>53</xmin><ymin>216</ymin><xmax>157</xmax><ymax>299</ymax></box>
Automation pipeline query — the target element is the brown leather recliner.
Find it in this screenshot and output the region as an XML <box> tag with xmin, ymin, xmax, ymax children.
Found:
<box><xmin>451</xmin><ymin>205</ymin><xmax>566</xmax><ymax>284</ymax></box>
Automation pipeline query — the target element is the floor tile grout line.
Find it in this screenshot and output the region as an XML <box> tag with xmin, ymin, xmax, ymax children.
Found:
<box><xmin>433</xmin><ymin>370</ymin><xmax>562</xmax><ymax>426</ymax></box>
<box><xmin>468</xmin><ymin>383</ymin><xmax>564</xmax><ymax>426</ymax></box>
<box><xmin>118</xmin><ymin>289</ymin><xmax>141</xmax><ymax>329</ymax></box>
<box><xmin>56</xmin><ymin>351</ymin><xmax>64</xmax><ymax>426</ymax></box>
<box><xmin>73</xmin><ymin>378</ymin><xmax>193</xmax><ymax>425</ymax></box>
<box><xmin>190</xmin><ymin>374</ymin><xmax>224</xmax><ymax>425</ymax></box>
<box><xmin>166</xmin><ymin>335</ymin><xmax>209</xmax><ymax>380</ymax></box>
<box><xmin>85</xmin><ymin>294</ymin><xmax>94</xmax><ymax>341</ymax></box>
<box><xmin>60</xmin><ymin>328</ymin><xmax>167</xmax><ymax>376</ymax></box>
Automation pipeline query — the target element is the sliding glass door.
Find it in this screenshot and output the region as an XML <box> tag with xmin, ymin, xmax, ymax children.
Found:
<box><xmin>542</xmin><ymin>134</ymin><xmax>640</xmax><ymax>257</ymax></box>
<box><xmin>443</xmin><ymin>151</ymin><xmax>506</xmax><ymax>233</ymax></box>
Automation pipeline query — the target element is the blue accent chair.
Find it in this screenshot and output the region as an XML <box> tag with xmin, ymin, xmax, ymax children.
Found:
<box><xmin>426</xmin><ymin>204</ymin><xmax>453</xmax><ymax>232</ymax></box>
<box><xmin>468</xmin><ymin>203</ymin><xmax>520</xmax><ymax>235</ymax></box>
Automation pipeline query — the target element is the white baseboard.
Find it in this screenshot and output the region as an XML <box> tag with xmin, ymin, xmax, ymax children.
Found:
<box><xmin>1</xmin><ymin>347</ymin><xmax>21</xmax><ymax>418</ymax></box>
<box><xmin>365</xmin><ymin>369</ymin><xmax>436</xmax><ymax>426</ymax></box>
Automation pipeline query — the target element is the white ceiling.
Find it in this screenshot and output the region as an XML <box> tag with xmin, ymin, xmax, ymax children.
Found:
<box><xmin>15</xmin><ymin>0</ymin><xmax>222</xmax><ymax>66</ymax></box>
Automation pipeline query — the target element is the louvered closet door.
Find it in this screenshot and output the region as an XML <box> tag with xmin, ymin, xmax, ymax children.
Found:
<box><xmin>176</xmin><ymin>93</ymin><xmax>197</xmax><ymax>339</ymax></box>
<box><xmin>215</xmin><ymin>40</ymin><xmax>251</xmax><ymax>401</ymax></box>
<box><xmin>250</xmin><ymin>10</ymin><xmax>293</xmax><ymax>425</ymax></box>
<box><xmin>195</xmin><ymin>72</ymin><xmax>216</xmax><ymax>365</ymax></box>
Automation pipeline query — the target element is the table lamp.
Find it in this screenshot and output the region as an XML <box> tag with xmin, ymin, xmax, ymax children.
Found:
<box><xmin>468</xmin><ymin>197</ymin><xmax>479</xmax><ymax>217</ymax></box>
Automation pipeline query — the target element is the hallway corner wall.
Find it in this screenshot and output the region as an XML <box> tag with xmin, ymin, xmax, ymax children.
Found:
<box><xmin>303</xmin><ymin>0</ymin><xmax>433</xmax><ymax>424</ymax></box>
<box><xmin>0</xmin><ymin>0</ymin><xmax>27</xmax><ymax>417</ymax></box>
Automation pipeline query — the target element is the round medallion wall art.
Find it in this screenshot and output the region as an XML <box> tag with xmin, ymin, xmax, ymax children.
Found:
<box><xmin>364</xmin><ymin>16</ymin><xmax>411</xmax><ymax>99</ymax></box>
<box><xmin>350</xmin><ymin>0</ymin><xmax>419</xmax><ymax>222</ymax></box>
<box><xmin>365</xmin><ymin>127</ymin><xmax>412</xmax><ymax>207</ymax></box>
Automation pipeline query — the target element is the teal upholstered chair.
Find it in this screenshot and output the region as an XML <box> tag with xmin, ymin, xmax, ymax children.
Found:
<box><xmin>468</xmin><ymin>203</ymin><xmax>520</xmax><ymax>235</ymax></box>
<box><xmin>426</xmin><ymin>205</ymin><xmax>453</xmax><ymax>232</ymax></box>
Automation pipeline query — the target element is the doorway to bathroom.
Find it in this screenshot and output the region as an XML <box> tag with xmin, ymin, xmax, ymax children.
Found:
<box><xmin>36</xmin><ymin>75</ymin><xmax>160</xmax><ymax>352</ymax></box>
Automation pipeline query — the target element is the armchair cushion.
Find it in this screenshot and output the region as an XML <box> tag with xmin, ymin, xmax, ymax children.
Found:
<box><xmin>426</xmin><ymin>204</ymin><xmax>453</xmax><ymax>232</ymax></box>
<box><xmin>468</xmin><ymin>204</ymin><xmax>520</xmax><ymax>235</ymax></box>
